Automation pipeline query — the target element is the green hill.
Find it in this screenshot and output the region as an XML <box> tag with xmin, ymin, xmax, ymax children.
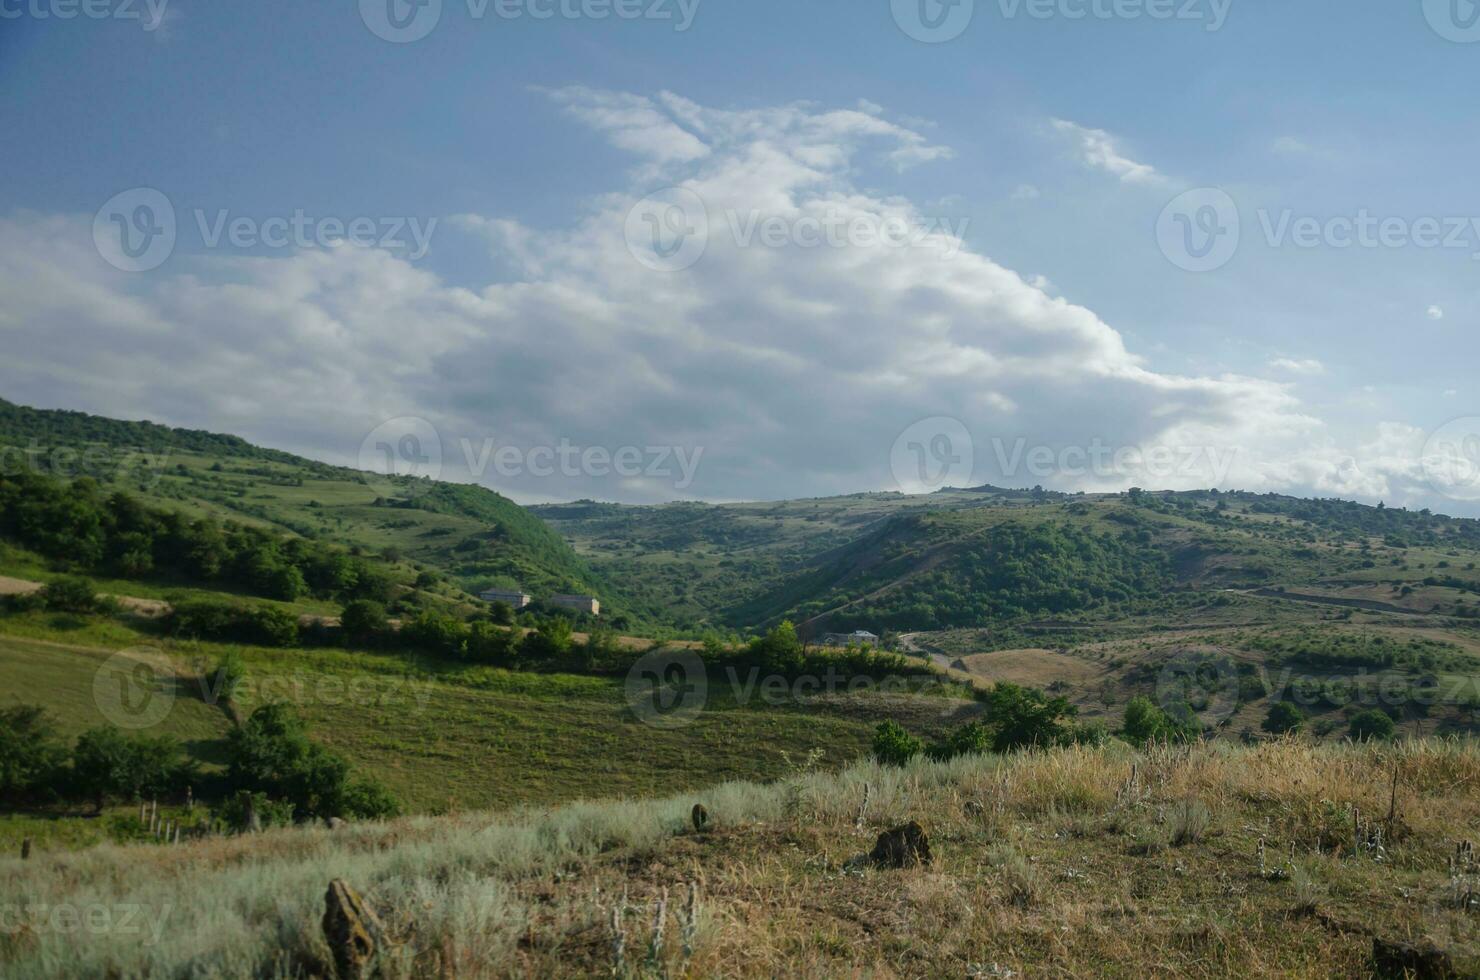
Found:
<box><xmin>0</xmin><ymin>397</ymin><xmax>639</xmax><ymax>623</ymax></box>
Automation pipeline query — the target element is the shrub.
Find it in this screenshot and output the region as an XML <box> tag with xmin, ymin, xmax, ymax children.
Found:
<box><xmin>339</xmin><ymin>599</ymin><xmax>389</xmax><ymax>644</ymax></box>
<box><xmin>225</xmin><ymin>704</ymin><xmax>398</xmax><ymax>821</ymax></box>
<box><xmin>39</xmin><ymin>576</ymin><xmax>101</xmax><ymax>612</ymax></box>
<box><xmin>70</xmin><ymin>727</ymin><xmax>191</xmax><ymax>809</ymax></box>
<box><xmin>216</xmin><ymin>790</ymin><xmax>295</xmax><ymax>832</ymax></box>
<box><xmin>520</xmin><ymin>616</ymin><xmax>573</xmax><ymax>662</ymax></box>
<box><xmin>1348</xmin><ymin>709</ymin><xmax>1396</xmax><ymax>742</ymax></box>
<box><xmin>0</xmin><ymin>705</ymin><xmax>66</xmax><ymax>800</ymax></box>
<box><xmin>208</xmin><ymin>650</ymin><xmax>247</xmax><ymax>705</ymax></box>
<box><xmin>404</xmin><ymin>610</ymin><xmax>470</xmax><ymax>658</ymax></box>
<box><xmin>466</xmin><ymin>620</ymin><xmax>517</xmax><ymax>666</ymax></box>
<box><xmin>1123</xmin><ymin>696</ymin><xmax>1201</xmax><ymax>744</ymax></box>
<box><xmin>168</xmin><ymin>598</ymin><xmax>299</xmax><ymax>647</ymax></box>
<box><xmin>1262</xmin><ymin>701</ymin><xmax>1305</xmax><ymax>735</ymax></box>
<box><xmin>983</xmin><ymin>682</ymin><xmax>1077</xmax><ymax>751</ymax></box>
<box><xmin>871</xmin><ymin>721</ymin><xmax>922</xmax><ymax>766</ymax></box>
<box><xmin>926</xmin><ymin>721</ymin><xmax>991</xmax><ymax>761</ymax></box>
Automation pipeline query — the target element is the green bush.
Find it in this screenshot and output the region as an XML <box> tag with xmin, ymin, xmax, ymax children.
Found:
<box><xmin>70</xmin><ymin>727</ymin><xmax>191</xmax><ymax>809</ymax></box>
<box><xmin>983</xmin><ymin>682</ymin><xmax>1077</xmax><ymax>751</ymax></box>
<box><xmin>39</xmin><ymin>576</ymin><xmax>102</xmax><ymax>613</ymax></box>
<box><xmin>1261</xmin><ymin>701</ymin><xmax>1305</xmax><ymax>735</ymax></box>
<box><xmin>465</xmin><ymin>620</ymin><xmax>516</xmax><ymax>666</ymax></box>
<box><xmin>0</xmin><ymin>705</ymin><xmax>66</xmax><ymax>800</ymax></box>
<box><xmin>926</xmin><ymin>721</ymin><xmax>991</xmax><ymax>761</ymax></box>
<box><xmin>401</xmin><ymin>610</ymin><xmax>469</xmax><ymax>659</ymax></box>
<box><xmin>168</xmin><ymin>598</ymin><xmax>299</xmax><ymax>647</ymax></box>
<box><xmin>224</xmin><ymin>704</ymin><xmax>398</xmax><ymax>821</ymax></box>
<box><xmin>339</xmin><ymin>599</ymin><xmax>388</xmax><ymax>644</ymax></box>
<box><xmin>871</xmin><ymin>721</ymin><xmax>922</xmax><ymax>766</ymax></box>
<box><xmin>1122</xmin><ymin>696</ymin><xmax>1200</xmax><ymax>744</ymax></box>
<box><xmin>1348</xmin><ymin>709</ymin><xmax>1396</xmax><ymax>742</ymax></box>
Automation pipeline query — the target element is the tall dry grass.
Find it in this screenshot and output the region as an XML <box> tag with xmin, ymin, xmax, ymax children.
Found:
<box><xmin>1</xmin><ymin>737</ymin><xmax>1476</xmax><ymax>977</ymax></box>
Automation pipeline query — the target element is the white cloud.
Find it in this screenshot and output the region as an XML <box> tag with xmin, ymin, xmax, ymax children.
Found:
<box><xmin>1011</xmin><ymin>184</ymin><xmax>1041</xmax><ymax>201</ymax></box>
<box><xmin>0</xmin><ymin>89</ymin><xmax>1458</xmax><ymax>513</ymax></box>
<box><xmin>1428</xmin><ymin>305</ymin><xmax>1445</xmax><ymax>321</ymax></box>
<box><xmin>1050</xmin><ymin>119</ymin><xmax>1163</xmax><ymax>185</ymax></box>
<box><xmin>1268</xmin><ymin>357</ymin><xmax>1325</xmax><ymax>376</ymax></box>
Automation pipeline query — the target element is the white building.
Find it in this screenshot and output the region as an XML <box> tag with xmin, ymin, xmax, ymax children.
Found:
<box><xmin>480</xmin><ymin>588</ymin><xmax>532</xmax><ymax>609</ymax></box>
<box><xmin>549</xmin><ymin>594</ymin><xmax>600</xmax><ymax>616</ymax></box>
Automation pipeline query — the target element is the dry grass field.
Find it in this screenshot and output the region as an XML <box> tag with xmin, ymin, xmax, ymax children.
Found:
<box><xmin>3</xmin><ymin>739</ymin><xmax>1478</xmax><ymax>978</ymax></box>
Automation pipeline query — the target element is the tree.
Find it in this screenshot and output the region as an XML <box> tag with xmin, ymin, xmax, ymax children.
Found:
<box><xmin>983</xmin><ymin>682</ymin><xmax>1077</xmax><ymax>751</ymax></box>
<box><xmin>925</xmin><ymin>721</ymin><xmax>990</xmax><ymax>761</ymax></box>
<box><xmin>224</xmin><ymin>704</ymin><xmax>397</xmax><ymax>821</ymax></box>
<box><xmin>401</xmin><ymin>610</ymin><xmax>468</xmax><ymax>659</ymax></box>
<box><xmin>339</xmin><ymin>599</ymin><xmax>388</xmax><ymax>644</ymax></box>
<box><xmin>466</xmin><ymin>620</ymin><xmax>516</xmax><ymax>666</ymax></box>
<box><xmin>520</xmin><ymin>616</ymin><xmax>573</xmax><ymax>661</ymax></box>
<box><xmin>70</xmin><ymin>728</ymin><xmax>189</xmax><ymax>810</ymax></box>
<box><xmin>750</xmin><ymin>621</ymin><xmax>804</xmax><ymax>674</ymax></box>
<box><xmin>1123</xmin><ymin>696</ymin><xmax>1199</xmax><ymax>744</ymax></box>
<box><xmin>1262</xmin><ymin>701</ymin><xmax>1305</xmax><ymax>735</ymax></box>
<box><xmin>0</xmin><ymin>705</ymin><xmax>65</xmax><ymax>799</ymax></box>
<box><xmin>39</xmin><ymin>576</ymin><xmax>100</xmax><ymax>613</ymax></box>
<box><xmin>1348</xmin><ymin>709</ymin><xmax>1396</xmax><ymax>742</ymax></box>
<box><xmin>872</xmin><ymin>721</ymin><xmax>922</xmax><ymax>767</ymax></box>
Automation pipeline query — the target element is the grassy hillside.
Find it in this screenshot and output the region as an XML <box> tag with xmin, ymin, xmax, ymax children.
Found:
<box><xmin>536</xmin><ymin>486</ymin><xmax>1480</xmax><ymax>633</ymax></box>
<box><xmin>0</xmin><ymin>397</ymin><xmax>639</xmax><ymax>623</ymax></box>
<box><xmin>0</xmin><ymin>603</ymin><xmax>975</xmax><ymax>848</ymax></box>
<box><xmin>3</xmin><ymin>738</ymin><xmax>1477</xmax><ymax>977</ymax></box>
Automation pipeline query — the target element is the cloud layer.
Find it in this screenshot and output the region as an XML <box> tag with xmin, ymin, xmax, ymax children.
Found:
<box><xmin>0</xmin><ymin>89</ymin><xmax>1460</xmax><ymax>511</ymax></box>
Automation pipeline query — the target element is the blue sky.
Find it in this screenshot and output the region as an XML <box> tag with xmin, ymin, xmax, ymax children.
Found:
<box><xmin>2</xmin><ymin>0</ymin><xmax>1478</xmax><ymax>512</ymax></box>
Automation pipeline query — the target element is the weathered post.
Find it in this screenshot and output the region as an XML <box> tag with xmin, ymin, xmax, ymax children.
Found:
<box><xmin>323</xmin><ymin>879</ymin><xmax>385</xmax><ymax>979</ymax></box>
<box><xmin>20</xmin><ymin>838</ymin><xmax>32</xmax><ymax>860</ymax></box>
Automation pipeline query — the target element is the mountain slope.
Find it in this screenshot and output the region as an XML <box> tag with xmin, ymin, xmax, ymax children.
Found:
<box><xmin>0</xmin><ymin>398</ymin><xmax>640</xmax><ymax>621</ymax></box>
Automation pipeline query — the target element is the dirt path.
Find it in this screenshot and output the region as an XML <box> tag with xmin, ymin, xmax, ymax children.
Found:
<box><xmin>1244</xmin><ymin>587</ymin><xmax>1423</xmax><ymax>617</ymax></box>
<box><xmin>0</xmin><ymin>575</ymin><xmax>170</xmax><ymax>617</ymax></box>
